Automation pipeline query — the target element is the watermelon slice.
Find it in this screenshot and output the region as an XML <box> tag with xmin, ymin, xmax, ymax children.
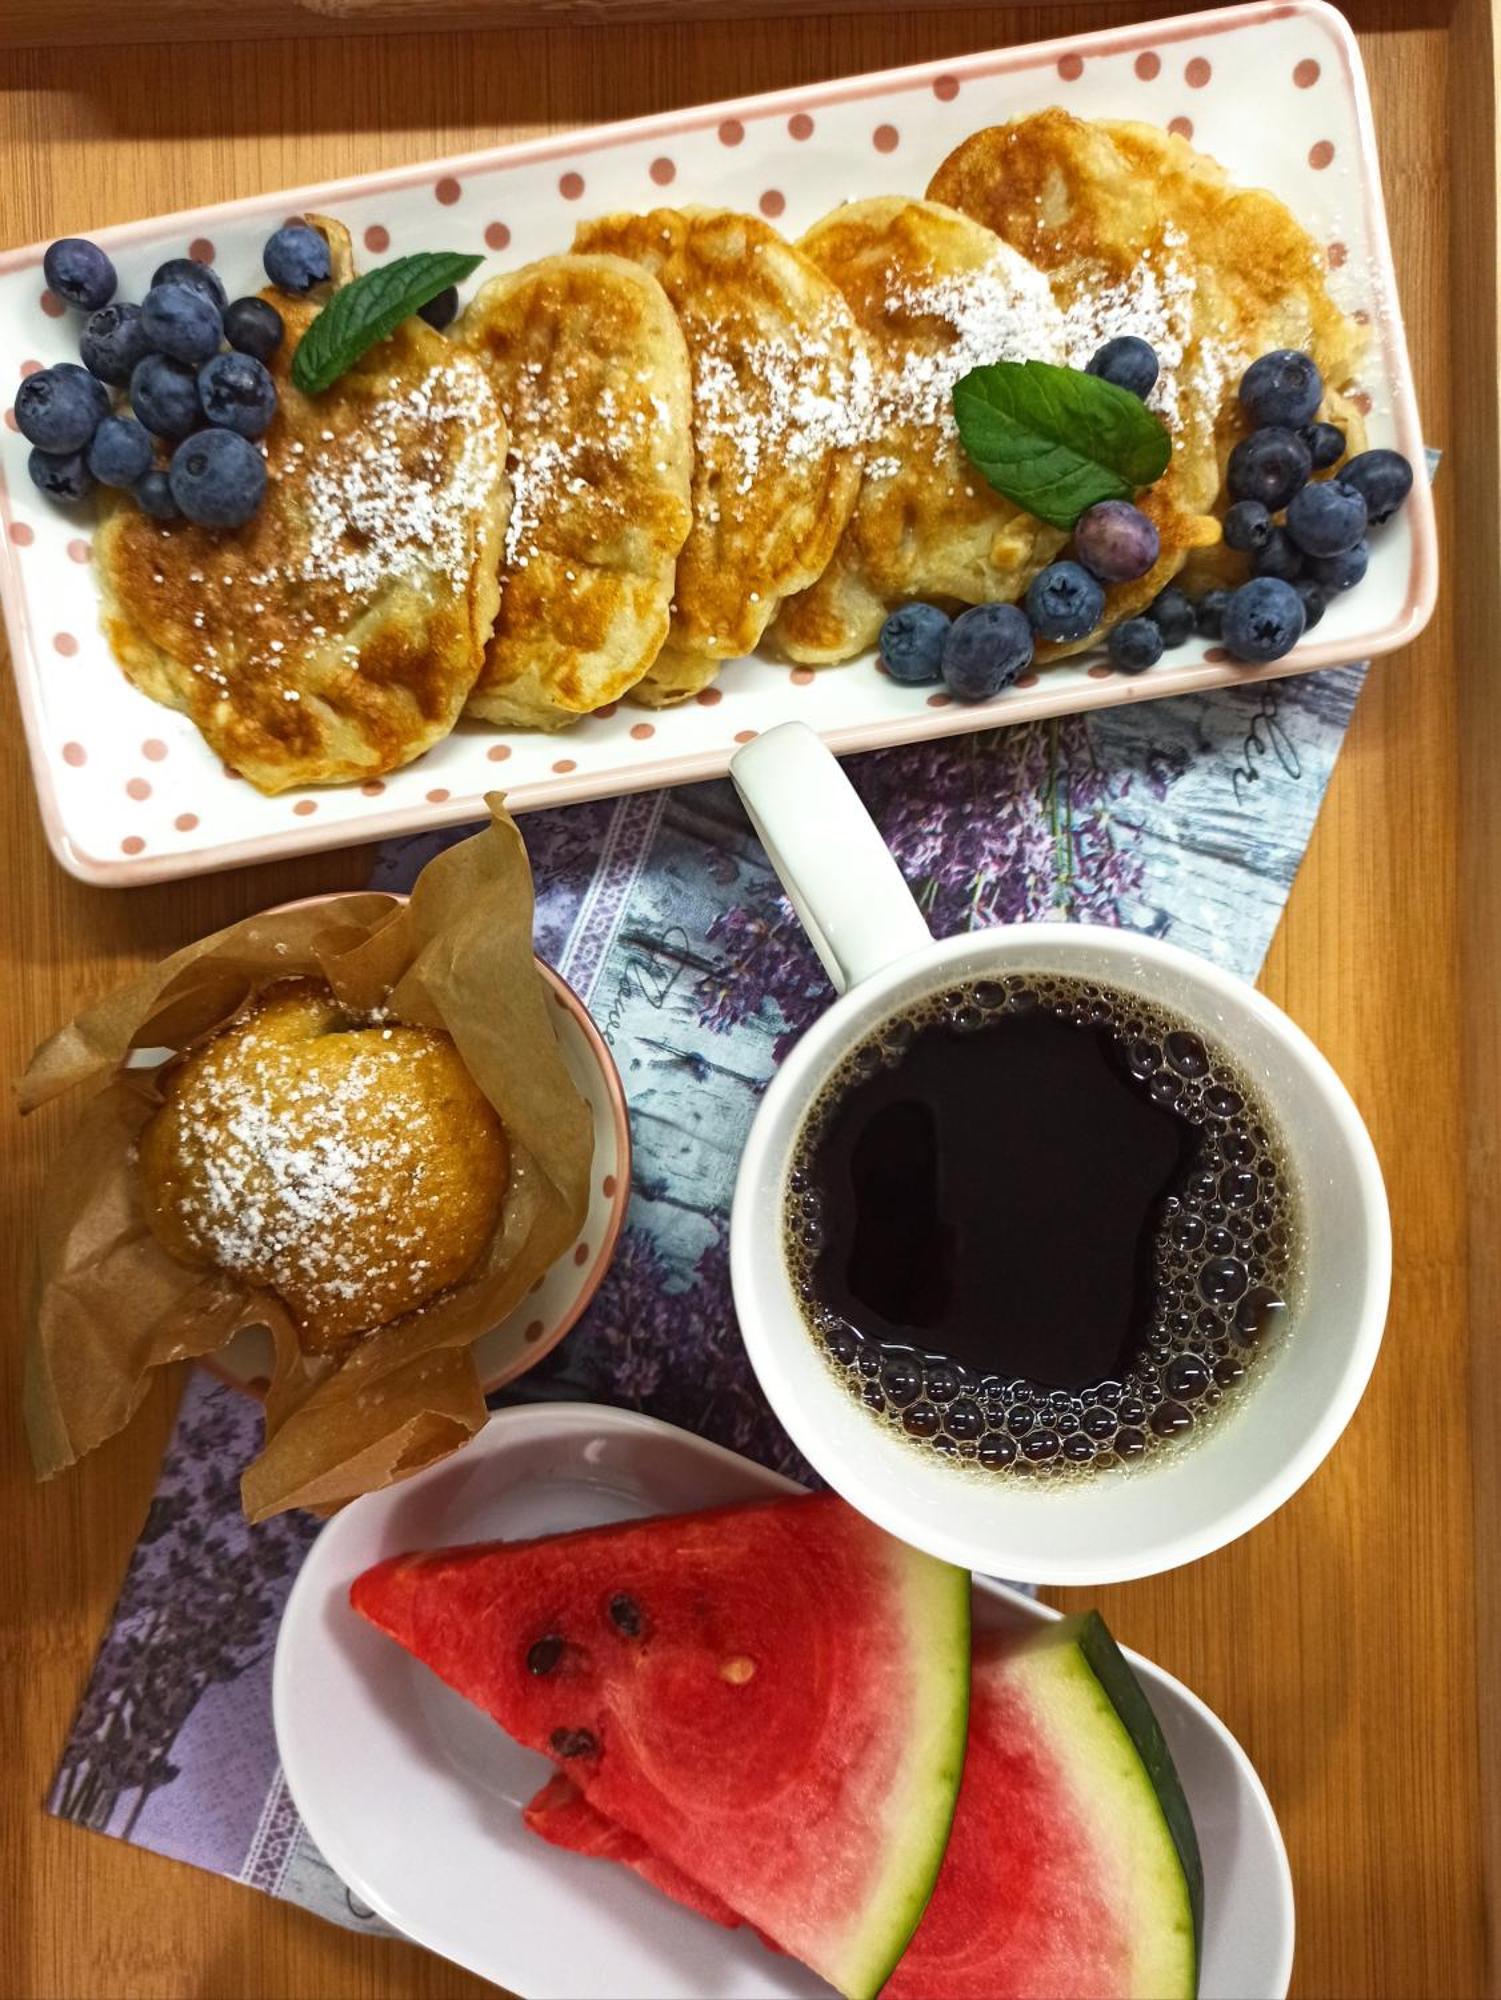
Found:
<box><xmin>523</xmin><ymin>1774</ymin><xmax>743</xmax><ymax>1932</ymax></box>
<box><xmin>351</xmin><ymin>1492</ymin><xmax>970</xmax><ymax>2000</ymax></box>
<box><xmin>523</xmin><ymin>1613</ymin><xmax>1202</xmax><ymax>2000</ymax></box>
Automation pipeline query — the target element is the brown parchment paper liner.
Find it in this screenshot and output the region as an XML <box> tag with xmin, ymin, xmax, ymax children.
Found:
<box><xmin>19</xmin><ymin>799</ymin><xmax>594</xmax><ymax>1520</ymax></box>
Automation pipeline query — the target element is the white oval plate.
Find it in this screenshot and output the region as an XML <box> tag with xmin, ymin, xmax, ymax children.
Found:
<box><xmin>274</xmin><ymin>1402</ymin><xmax>1294</xmax><ymax>1999</ymax></box>
<box><xmin>0</xmin><ymin>0</ymin><xmax>1434</xmax><ymax>885</ymax></box>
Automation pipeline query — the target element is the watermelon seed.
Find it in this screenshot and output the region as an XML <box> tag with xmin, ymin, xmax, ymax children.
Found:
<box><xmin>550</xmin><ymin>1728</ymin><xmax>598</xmax><ymax>1758</ymax></box>
<box><xmin>720</xmin><ymin>1656</ymin><xmax>757</xmax><ymax>1684</ymax></box>
<box><xmin>527</xmin><ymin>1636</ymin><xmax>565</xmax><ymax>1676</ymax></box>
<box><xmin>608</xmin><ymin>1593</ymin><xmax>644</xmax><ymax>1638</ymax></box>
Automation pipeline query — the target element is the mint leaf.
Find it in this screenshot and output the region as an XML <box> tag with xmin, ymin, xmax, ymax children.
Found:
<box><xmin>952</xmin><ymin>360</ymin><xmax>1171</xmax><ymax>531</ymax></box>
<box><xmin>291</xmin><ymin>251</ymin><xmax>483</xmax><ymax>397</ymax></box>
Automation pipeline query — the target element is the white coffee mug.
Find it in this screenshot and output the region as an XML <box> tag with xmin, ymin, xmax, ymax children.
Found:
<box><xmin>728</xmin><ymin>722</ymin><xmax>1390</xmax><ymax>1583</ymax></box>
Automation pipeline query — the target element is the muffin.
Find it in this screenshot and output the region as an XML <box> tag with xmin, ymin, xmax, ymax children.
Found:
<box><xmin>137</xmin><ymin>979</ymin><xmax>510</xmax><ymax>1352</ymax></box>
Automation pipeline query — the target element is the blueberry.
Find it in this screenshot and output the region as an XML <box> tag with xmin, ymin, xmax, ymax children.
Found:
<box><xmin>150</xmin><ymin>256</ymin><xmax>228</xmax><ymax>312</ymax></box>
<box><xmin>1073</xmin><ymin>499</ymin><xmax>1160</xmax><ymax>582</ymax></box>
<box><xmin>1222</xmin><ymin>499</ymin><xmax>1272</xmax><ymax>553</ymax></box>
<box><xmin>87</xmin><ymin>415</ymin><xmax>154</xmax><ymax>488</ymax></box>
<box><xmin>1338</xmin><ymin>448</ymin><xmax>1414</xmax><ymax>527</ymax></box>
<box><xmin>168</xmin><ymin>428</ymin><xmax>267</xmax><ymax>528</ymax></box>
<box><xmin>198</xmin><ymin>351</ymin><xmax>278</xmax><ymax>438</ymax></box>
<box><xmin>941</xmin><ymin>603</ymin><xmax>1033</xmax><ymax>700</ymax></box>
<box><xmin>1195</xmin><ymin>588</ymin><xmax>1232</xmax><ymax>639</ymax></box>
<box><xmin>141</xmin><ymin>281</ymin><xmax>223</xmax><ymax>364</ymax></box>
<box><xmin>1222</xmin><ymin>577</ymin><xmax>1306</xmax><ymax>663</ymax></box>
<box><xmin>878</xmin><ymin>602</ymin><xmax>950</xmax><ymax>685</ymax></box>
<box><xmin>1238</xmin><ymin>349</ymin><xmax>1323</xmax><ymax>429</ymax></box>
<box><xmin>223</xmin><ymin>297</ymin><xmax>284</xmax><ymax>363</ymax></box>
<box><xmin>1301</xmin><ymin>421</ymin><xmax>1345</xmax><ymax>471</ymax></box>
<box><xmin>1305</xmin><ymin>538</ymin><xmax>1370</xmax><ymax>593</ymax></box>
<box><xmin>1085</xmin><ymin>335</ymin><xmax>1159</xmax><ymax>400</ymax></box>
<box><xmin>14</xmin><ymin>363</ymin><xmax>110</xmax><ymax>453</ymax></box>
<box><xmin>263</xmin><ymin>223</ymin><xmax>332</xmax><ymax>295</ymax></box>
<box><xmin>1024</xmin><ymin>561</ymin><xmax>1104</xmax><ymax>643</ymax></box>
<box><xmin>131</xmin><ymin>354</ymin><xmax>203</xmax><ymax>441</ymax></box>
<box><xmin>1295</xmin><ymin>579</ymin><xmax>1327</xmax><ymax>632</ymax></box>
<box><xmin>1107</xmin><ymin>617</ymin><xmax>1164</xmax><ymax>675</ymax></box>
<box><xmin>79</xmin><ymin>302</ymin><xmax>152</xmax><ymax>386</ymax></box>
<box><xmin>27</xmin><ymin>447</ymin><xmax>93</xmax><ymax>505</ymax></box>
<box><xmin>1148</xmin><ymin>586</ymin><xmax>1196</xmax><ymax>647</ymax></box>
<box><xmin>418</xmin><ymin>285</ymin><xmax>460</xmax><ymax>332</ymax></box>
<box><xmin>42</xmin><ymin>237</ymin><xmax>117</xmax><ymax>313</ymax></box>
<box><xmin>1285</xmin><ymin>478</ymin><xmax>1367</xmax><ymax>558</ymax></box>
<box><xmin>134</xmin><ymin>468</ymin><xmax>180</xmax><ymax>521</ymax></box>
<box><xmin>1227</xmin><ymin>427</ymin><xmax>1312</xmax><ymax>510</ymax></box>
<box><xmin>1252</xmin><ymin>528</ymin><xmax>1305</xmax><ymax>583</ymax></box>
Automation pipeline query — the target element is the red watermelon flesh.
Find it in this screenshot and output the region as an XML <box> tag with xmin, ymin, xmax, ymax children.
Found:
<box><xmin>524</xmin><ymin>1774</ymin><xmax>743</xmax><ymax>1932</ymax></box>
<box><xmin>351</xmin><ymin>1491</ymin><xmax>970</xmax><ymax>2000</ymax></box>
<box><xmin>885</xmin><ymin>1617</ymin><xmax>1201</xmax><ymax>2000</ymax></box>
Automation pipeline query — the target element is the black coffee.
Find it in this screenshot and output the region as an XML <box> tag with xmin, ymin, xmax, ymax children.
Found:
<box><xmin>784</xmin><ymin>974</ymin><xmax>1299</xmax><ymax>1478</ymax></box>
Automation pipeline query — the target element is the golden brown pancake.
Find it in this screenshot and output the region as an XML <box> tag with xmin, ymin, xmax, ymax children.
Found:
<box><xmin>773</xmin><ymin>197</ymin><xmax>1071</xmax><ymax>666</ymax></box>
<box><xmin>97</xmin><ymin>218</ymin><xmax>510</xmax><ymax>792</ymax></box>
<box><xmin>928</xmin><ymin>111</ymin><xmax>1367</xmax><ymax>654</ymax></box>
<box><xmin>573</xmin><ymin>206</ymin><xmax>870</xmax><ymax>703</ymax></box>
<box><xmin>138</xmin><ymin>979</ymin><xmax>510</xmax><ymax>1355</ymax></box>
<box><xmin>454</xmin><ymin>253</ymin><xmax>693</xmax><ymax>731</ymax></box>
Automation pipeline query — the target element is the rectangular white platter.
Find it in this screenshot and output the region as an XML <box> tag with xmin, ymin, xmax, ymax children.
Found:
<box><xmin>0</xmin><ymin>0</ymin><xmax>1436</xmax><ymax>886</ymax></box>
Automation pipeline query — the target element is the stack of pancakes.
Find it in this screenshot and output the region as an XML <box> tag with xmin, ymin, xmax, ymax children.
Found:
<box><xmin>97</xmin><ymin>112</ymin><xmax>1366</xmax><ymax>792</ymax></box>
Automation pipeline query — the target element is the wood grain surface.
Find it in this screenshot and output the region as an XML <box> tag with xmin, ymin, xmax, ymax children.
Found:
<box><xmin>0</xmin><ymin>4</ymin><xmax>1483</xmax><ymax>1997</ymax></box>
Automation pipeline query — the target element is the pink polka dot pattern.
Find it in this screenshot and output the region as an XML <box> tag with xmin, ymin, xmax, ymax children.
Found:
<box><xmin>718</xmin><ymin>119</ymin><xmax>744</xmax><ymax>146</ymax></box>
<box><xmin>552</xmin><ymin>757</ymin><xmax>577</xmax><ymax>774</ymax></box>
<box><xmin>932</xmin><ymin>75</ymin><xmax>959</xmax><ymax>102</ymax></box>
<box><xmin>602</xmin><ymin>1174</ymin><xmax>617</xmax><ymax>1198</ymax></box>
<box><xmin>695</xmin><ymin>687</ymin><xmax>722</xmax><ymax>707</ymax></box>
<box><xmin>175</xmin><ymin>813</ymin><xmax>199</xmax><ymax>832</ymax></box>
<box><xmin>62</xmin><ymin>742</ymin><xmax>85</xmax><ymax>767</ymax></box>
<box><xmin>435</xmin><ymin>176</ymin><xmax>462</xmax><ymax>206</ymax></box>
<box><xmin>41</xmin><ymin>291</ymin><xmax>65</xmax><ymax>318</ymax></box>
<box><xmin>20</xmin><ymin>358</ymin><xmax>42</xmax><ymax>378</ymax></box>
<box><xmin>573</xmin><ymin>1241</ymin><xmax>589</xmax><ymax>1267</ymax></box>
<box><xmin>650</xmin><ymin>157</ymin><xmax>676</xmax><ymax>186</ymax></box>
<box><xmin>1205</xmin><ymin>646</ymin><xmax>1231</xmax><ymax>665</ymax></box>
<box><xmin>629</xmin><ymin>722</ymin><xmax>655</xmax><ymax>740</ymax></box>
<box><xmin>1350</xmin><ymin>389</ymin><xmax>1372</xmax><ymax>415</ymax></box>
<box><xmin>1135</xmin><ymin>52</ymin><xmax>1161</xmax><ymax>80</ymax></box>
<box><xmin>1309</xmin><ymin>140</ymin><xmax>1334</xmax><ymax>170</ymax></box>
<box><xmin>67</xmin><ymin>539</ymin><xmax>90</xmax><ymax>564</ymax></box>
<box><xmin>426</xmin><ymin>787</ymin><xmax>450</xmax><ymax>803</ymax></box>
<box><xmin>525</xmin><ymin>1319</ymin><xmax>545</xmax><ymax>1343</ymax></box>
<box><xmin>361</xmin><ymin>779</ymin><xmax>386</xmax><ymax>796</ymax></box>
<box><xmin>126</xmin><ymin>777</ymin><xmax>151</xmax><ymax>800</ymax></box>
<box><xmin>487</xmin><ymin>744</ymin><xmax>511</xmax><ymax>762</ymax></box>
<box><xmin>873</xmin><ymin>124</ymin><xmax>899</xmax><ymax>154</ymax></box>
<box><xmin>53</xmin><ymin>632</ymin><xmax>78</xmax><ymax>657</ymax></box>
<box><xmin>926</xmin><ymin>692</ymin><xmax>953</xmax><ymax>708</ymax></box>
<box><xmin>1169</xmin><ymin>116</ymin><xmax>1194</xmax><ymax>140</ymax></box>
<box><xmin>189</xmin><ymin>237</ymin><xmax>215</xmax><ymax>264</ymax></box>
<box><xmin>559</xmin><ymin>172</ymin><xmax>585</xmax><ymax>201</ymax></box>
<box><xmin>485</xmin><ymin>222</ymin><xmax>511</xmax><ymax>251</ymax></box>
<box><xmin>293</xmin><ymin>799</ymin><xmax>317</xmax><ymax>816</ymax></box>
<box><xmin>121</xmin><ymin>836</ymin><xmax>145</xmax><ymax>857</ymax></box>
<box><xmin>1087</xmin><ymin>663</ymin><xmax>1114</xmax><ymax>681</ymax></box>
<box><xmin>734</xmin><ymin>729</ymin><xmax>757</xmax><ymax>744</ymax></box>
<box><xmin>790</xmin><ymin>667</ymin><xmax>814</xmax><ymax>686</ymax></box>
<box><xmin>1328</xmin><ymin>241</ymin><xmax>1348</xmax><ymax>268</ymax></box>
<box><xmin>1057</xmin><ymin>53</ymin><xmax>1084</xmax><ymax>82</ymax></box>
<box><xmin>789</xmin><ymin>114</ymin><xmax>814</xmax><ymax>141</ymax></box>
<box><xmin>1294</xmin><ymin>58</ymin><xmax>1321</xmax><ymax>88</ymax></box>
<box><xmin>759</xmin><ymin>190</ymin><xmax>786</xmax><ymax>219</ymax></box>
<box><xmin>9</xmin><ymin>522</ymin><xmax>33</xmax><ymax>547</ymax></box>
<box><xmin>142</xmin><ymin>738</ymin><xmax>167</xmax><ymax>761</ymax></box>
<box><xmin>364</xmin><ymin>224</ymin><xmax>390</xmax><ymax>253</ymax></box>
<box><xmin>1186</xmin><ymin>57</ymin><xmax>1211</xmax><ymax>88</ymax></box>
<box><xmin>1014</xmin><ymin>671</ymin><xmax>1040</xmax><ymax>690</ymax></box>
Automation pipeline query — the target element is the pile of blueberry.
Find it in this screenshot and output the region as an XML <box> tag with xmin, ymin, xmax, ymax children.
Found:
<box><xmin>16</xmin><ymin>223</ymin><xmax>334</xmax><ymax>531</ymax></box>
<box><xmin>878</xmin><ymin>335</ymin><xmax>1415</xmax><ymax>700</ymax></box>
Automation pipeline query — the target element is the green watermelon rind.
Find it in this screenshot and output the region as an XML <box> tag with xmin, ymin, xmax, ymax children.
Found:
<box><xmin>1040</xmin><ymin>1612</ymin><xmax>1203</xmax><ymax>2000</ymax></box>
<box><xmin>836</xmin><ymin>1547</ymin><xmax>971</xmax><ymax>2000</ymax></box>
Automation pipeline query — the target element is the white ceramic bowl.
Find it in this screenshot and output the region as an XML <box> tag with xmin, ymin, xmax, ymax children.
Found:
<box><xmin>274</xmin><ymin>1402</ymin><xmax>1295</xmax><ymax>1999</ymax></box>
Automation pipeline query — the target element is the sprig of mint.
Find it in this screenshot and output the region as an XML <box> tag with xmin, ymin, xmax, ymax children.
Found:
<box><xmin>952</xmin><ymin>360</ymin><xmax>1171</xmax><ymax>530</ymax></box>
<box><xmin>291</xmin><ymin>251</ymin><xmax>484</xmax><ymax>396</ymax></box>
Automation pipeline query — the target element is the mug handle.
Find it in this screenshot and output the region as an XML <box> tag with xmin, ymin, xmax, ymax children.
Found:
<box><xmin>731</xmin><ymin>722</ymin><xmax>933</xmax><ymax>993</ymax></box>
